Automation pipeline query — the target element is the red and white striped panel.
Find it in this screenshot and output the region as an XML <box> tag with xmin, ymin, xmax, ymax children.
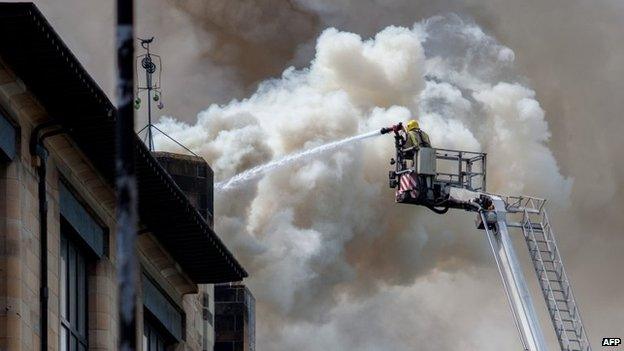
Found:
<box><xmin>397</xmin><ymin>172</ymin><xmax>419</xmax><ymax>200</ymax></box>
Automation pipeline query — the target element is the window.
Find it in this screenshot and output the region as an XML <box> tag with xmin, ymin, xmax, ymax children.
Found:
<box><xmin>143</xmin><ymin>318</ymin><xmax>174</xmax><ymax>351</ymax></box>
<box><xmin>60</xmin><ymin>234</ymin><xmax>88</xmax><ymax>351</ymax></box>
<box><xmin>197</xmin><ymin>164</ymin><xmax>207</xmax><ymax>178</ymax></box>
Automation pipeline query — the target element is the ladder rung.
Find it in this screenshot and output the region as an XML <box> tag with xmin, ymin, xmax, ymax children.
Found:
<box><xmin>548</xmin><ymin>306</ymin><xmax>570</xmax><ymax>314</ymax></box>
<box><xmin>556</xmin><ymin>328</ymin><xmax>581</xmax><ymax>337</ymax></box>
<box><xmin>540</xmin><ymin>274</ymin><xmax>562</xmax><ymax>281</ymax></box>
<box><xmin>540</xmin><ymin>279</ymin><xmax>562</xmax><ymax>287</ymax></box>
<box><xmin>530</xmin><ymin>249</ymin><xmax>553</xmax><ymax>254</ymax></box>
<box><xmin>549</xmin><ymin>297</ymin><xmax>572</xmax><ymax>304</ymax></box>
<box><xmin>530</xmin><ymin>239</ymin><xmax>553</xmax><ymax>244</ymax></box>
<box><xmin>530</xmin><ymin>250</ymin><xmax>555</xmax><ymax>258</ymax></box>
<box><xmin>537</xmin><ymin>261</ymin><xmax>558</xmax><ymax>267</ymax></box>
<box><xmin>536</xmin><ymin>266</ymin><xmax>559</xmax><ymax>274</ymax></box>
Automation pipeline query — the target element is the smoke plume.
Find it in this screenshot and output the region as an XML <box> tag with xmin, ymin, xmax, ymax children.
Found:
<box><xmin>155</xmin><ymin>16</ymin><xmax>572</xmax><ymax>349</ymax></box>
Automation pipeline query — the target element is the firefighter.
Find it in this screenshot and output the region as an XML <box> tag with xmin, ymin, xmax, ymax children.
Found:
<box><xmin>403</xmin><ymin>119</ymin><xmax>431</xmax><ymax>158</ymax></box>
<box><xmin>403</xmin><ymin>119</ymin><xmax>433</xmax><ymax>198</ymax></box>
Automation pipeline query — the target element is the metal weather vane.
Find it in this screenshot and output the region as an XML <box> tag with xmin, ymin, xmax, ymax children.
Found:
<box><xmin>135</xmin><ymin>37</ymin><xmax>197</xmax><ymax>156</ymax></box>
<box><xmin>135</xmin><ymin>37</ymin><xmax>164</xmax><ymax>151</ymax></box>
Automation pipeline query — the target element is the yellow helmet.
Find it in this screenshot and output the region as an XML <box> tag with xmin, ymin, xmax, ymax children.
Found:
<box><xmin>406</xmin><ymin>119</ymin><xmax>419</xmax><ymax>131</ymax></box>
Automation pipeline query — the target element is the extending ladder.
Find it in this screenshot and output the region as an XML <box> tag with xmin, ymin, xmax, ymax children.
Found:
<box><xmin>507</xmin><ymin>197</ymin><xmax>591</xmax><ymax>351</ymax></box>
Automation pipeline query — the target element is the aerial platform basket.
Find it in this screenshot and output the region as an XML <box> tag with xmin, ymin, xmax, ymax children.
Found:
<box><xmin>388</xmin><ymin>146</ymin><xmax>487</xmax><ymax>213</ymax></box>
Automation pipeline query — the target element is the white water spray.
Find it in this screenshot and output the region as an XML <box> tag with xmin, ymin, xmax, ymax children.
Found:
<box><xmin>215</xmin><ymin>130</ymin><xmax>381</xmax><ymax>191</ymax></box>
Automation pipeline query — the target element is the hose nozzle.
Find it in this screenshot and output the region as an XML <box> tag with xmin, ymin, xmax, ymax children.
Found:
<box><xmin>380</xmin><ymin>127</ymin><xmax>393</xmax><ymax>134</ymax></box>
<box><xmin>380</xmin><ymin>122</ymin><xmax>403</xmax><ymax>135</ymax></box>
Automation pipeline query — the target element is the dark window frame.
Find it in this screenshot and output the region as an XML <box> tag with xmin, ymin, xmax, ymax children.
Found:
<box><xmin>143</xmin><ymin>311</ymin><xmax>177</xmax><ymax>351</ymax></box>
<box><xmin>60</xmin><ymin>229</ymin><xmax>89</xmax><ymax>351</ymax></box>
<box><xmin>141</xmin><ymin>272</ymin><xmax>186</xmax><ymax>342</ymax></box>
<box><xmin>59</xmin><ymin>178</ymin><xmax>109</xmax><ymax>258</ymax></box>
<box><xmin>0</xmin><ymin>105</ymin><xmax>18</xmax><ymax>162</ymax></box>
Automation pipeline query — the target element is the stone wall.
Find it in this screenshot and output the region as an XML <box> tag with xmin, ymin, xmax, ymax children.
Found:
<box><xmin>0</xmin><ymin>59</ymin><xmax>211</xmax><ymax>350</ymax></box>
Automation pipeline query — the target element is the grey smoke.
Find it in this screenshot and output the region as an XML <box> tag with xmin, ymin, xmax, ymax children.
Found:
<box><xmin>153</xmin><ymin>16</ymin><xmax>572</xmax><ymax>351</ymax></box>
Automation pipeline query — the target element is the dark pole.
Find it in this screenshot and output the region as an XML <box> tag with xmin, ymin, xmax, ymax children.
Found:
<box><xmin>115</xmin><ymin>1</ymin><xmax>138</xmax><ymax>350</ymax></box>
<box><xmin>146</xmin><ymin>71</ymin><xmax>153</xmax><ymax>150</ymax></box>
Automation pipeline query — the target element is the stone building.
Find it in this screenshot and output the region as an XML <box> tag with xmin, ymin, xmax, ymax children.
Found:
<box><xmin>214</xmin><ymin>284</ymin><xmax>255</xmax><ymax>351</ymax></box>
<box><xmin>0</xmin><ymin>3</ymin><xmax>247</xmax><ymax>350</ymax></box>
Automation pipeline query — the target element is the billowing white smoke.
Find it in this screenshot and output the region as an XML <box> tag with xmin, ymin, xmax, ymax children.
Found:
<box><xmin>155</xmin><ymin>15</ymin><xmax>571</xmax><ymax>350</ymax></box>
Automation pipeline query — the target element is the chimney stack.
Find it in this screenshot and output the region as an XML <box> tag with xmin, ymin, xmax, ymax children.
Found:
<box><xmin>153</xmin><ymin>151</ymin><xmax>214</xmax><ymax>227</ymax></box>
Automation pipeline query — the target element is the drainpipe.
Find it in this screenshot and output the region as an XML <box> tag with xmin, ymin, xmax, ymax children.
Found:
<box><xmin>30</xmin><ymin>122</ymin><xmax>64</xmax><ymax>351</ymax></box>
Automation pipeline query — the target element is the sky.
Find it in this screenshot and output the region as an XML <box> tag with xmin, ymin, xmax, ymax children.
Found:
<box><xmin>17</xmin><ymin>0</ymin><xmax>624</xmax><ymax>349</ymax></box>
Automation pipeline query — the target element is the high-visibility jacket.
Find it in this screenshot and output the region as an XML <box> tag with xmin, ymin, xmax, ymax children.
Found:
<box><xmin>405</xmin><ymin>129</ymin><xmax>431</xmax><ymax>150</ymax></box>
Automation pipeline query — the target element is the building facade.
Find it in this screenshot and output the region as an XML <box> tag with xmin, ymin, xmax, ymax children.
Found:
<box><xmin>214</xmin><ymin>284</ymin><xmax>255</xmax><ymax>351</ymax></box>
<box><xmin>0</xmin><ymin>3</ymin><xmax>247</xmax><ymax>350</ymax></box>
